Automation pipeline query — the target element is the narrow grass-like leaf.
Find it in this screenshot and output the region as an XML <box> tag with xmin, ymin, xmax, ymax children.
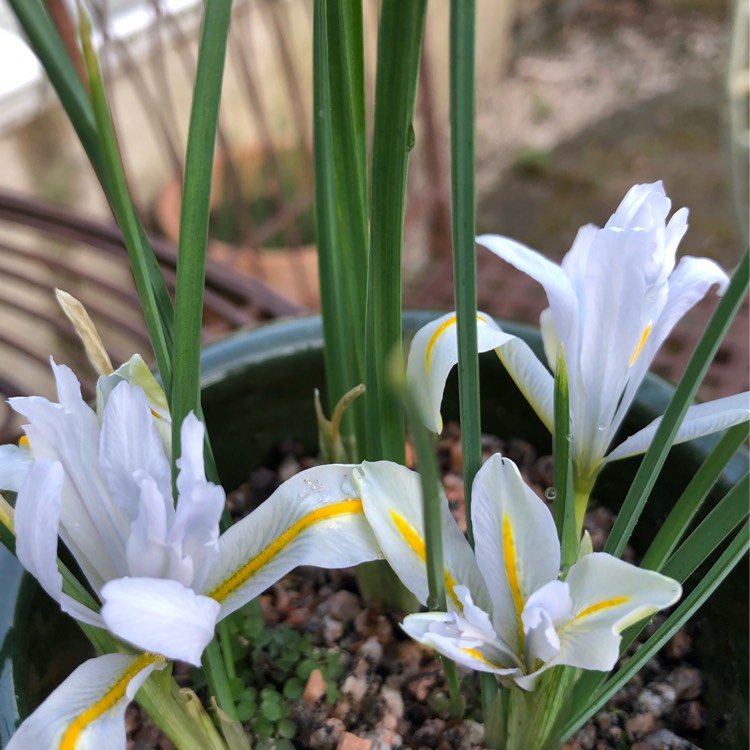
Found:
<box><xmin>171</xmin><ymin>1</ymin><xmax>232</xmax><ymax>479</ymax></box>
<box><xmin>323</xmin><ymin>1</ymin><xmax>369</xmax><ymax>455</ymax></box>
<box><xmin>450</xmin><ymin>0</ymin><xmax>480</xmax><ymax>546</ymax></box>
<box><xmin>365</xmin><ymin>0</ymin><xmax>427</xmax><ymax>462</ymax></box>
<box><xmin>605</xmin><ymin>251</ymin><xmax>749</xmax><ymax>557</ymax></box>
<box><xmin>78</xmin><ymin>6</ymin><xmax>174</xmax><ymax>395</ymax></box>
<box><xmin>315</xmin><ymin>1</ymin><xmax>410</xmax><ymax>608</ymax></box>
<box><xmin>314</xmin><ymin>0</ymin><xmax>368</xmax><ymax>454</ymax></box>
<box><xmin>202</xmin><ymin>636</ymin><xmax>238</xmax><ymax>722</ymax></box>
<box><xmin>562</xmin><ymin>521</ymin><xmax>749</xmax><ymax>739</ymax></box>
<box><xmin>552</xmin><ymin>348</ymin><xmax>577</xmax><ymax>570</ymax></box>
<box><xmin>641</xmin><ymin>422</ymin><xmax>749</xmax><ymax>571</ymax></box>
<box><xmin>569</xmin><ymin>470</ymin><xmax>749</xmax><ymax>719</ymax></box>
<box><xmin>313</xmin><ymin>0</ymin><xmax>350</xmax><ymax>440</ymax></box>
<box><xmin>661</xmin><ymin>471</ymin><xmax>748</xmax><ymax>582</ymax></box>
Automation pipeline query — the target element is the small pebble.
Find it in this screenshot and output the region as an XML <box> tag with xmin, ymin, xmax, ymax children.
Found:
<box><xmin>354</xmin><ymin>609</ymin><xmax>394</xmax><ymax>644</ymax></box>
<box><xmin>449</xmin><ymin>440</ymin><xmax>463</xmax><ymax>473</ymax></box>
<box><xmin>381</xmin><ymin>686</ymin><xmax>405</xmax><ymax>720</ymax></box>
<box><xmin>625</xmin><ymin>712</ymin><xmax>660</xmax><ymax>739</ymax></box>
<box><xmin>368</xmin><ymin>728</ymin><xmax>403</xmax><ymax>749</ymax></box>
<box><xmin>529</xmin><ymin>453</ymin><xmax>555</xmax><ymax>490</ymax></box>
<box><xmin>664</xmin><ymin>629</ymin><xmax>692</xmax><ymax>660</ymax></box>
<box><xmin>670</xmin><ymin>665</ymin><xmax>702</xmax><ymax>700</ymax></box>
<box><xmin>407</xmin><ymin>672</ymin><xmax>439</xmax><ymax>701</ymax></box>
<box><xmin>405</xmin><ymin>441</ymin><xmax>415</xmax><ymax>469</ymax></box>
<box><xmin>318</xmin><ymin>589</ymin><xmax>362</xmax><ymax>622</ymax></box>
<box><xmin>413</xmin><ymin>718</ymin><xmax>446</xmax><ymax>747</ymax></box>
<box><xmin>360</xmin><ymin>635</ymin><xmax>384</xmax><ymax>666</ymax></box>
<box><xmin>303</xmin><ymin>668</ymin><xmax>328</xmax><ymax>705</ymax></box>
<box><xmin>576</xmin><ymin>723</ymin><xmax>597</xmax><ymax>749</ymax></box>
<box><xmin>459</xmin><ymin>720</ymin><xmax>484</xmax><ymax>749</ymax></box>
<box><xmin>285</xmin><ymin>605</ymin><xmax>314</xmax><ymax>626</ymax></box>
<box><xmin>630</xmin><ymin>728</ymin><xmax>702</xmax><ymax>749</ymax></box>
<box><xmin>394</xmin><ymin>640</ymin><xmax>422</xmax><ymax>680</ymax></box>
<box><xmin>309</xmin><ymin>718</ymin><xmax>346</xmax><ymax>750</ymax></box>
<box><xmin>277</xmin><ymin>454</ymin><xmax>301</xmax><ymax>482</ymax></box>
<box><xmin>338</xmin><ymin>732</ymin><xmax>373</xmax><ymax>750</ymax></box>
<box><xmin>636</xmin><ymin>683</ymin><xmax>676</xmax><ymax>718</ymax></box>
<box><xmin>322</xmin><ymin>613</ymin><xmax>345</xmax><ymax>645</ymax></box>
<box><xmin>675</xmin><ymin>700</ymin><xmax>705</xmax><ymax>733</ymax></box>
<box><xmin>442</xmin><ymin>473</ymin><xmax>466</xmax><ymax>532</ymax></box>
<box><xmin>332</xmin><ymin>697</ymin><xmax>353</xmax><ymax>721</ymax></box>
<box><xmin>342</xmin><ymin>673</ymin><xmax>368</xmax><ymax>702</ymax></box>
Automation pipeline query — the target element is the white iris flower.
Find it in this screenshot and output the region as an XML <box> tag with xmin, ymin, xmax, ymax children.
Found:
<box><xmin>1</xmin><ymin>361</ymin><xmax>381</xmax><ymax>749</ymax></box>
<box><xmin>408</xmin><ymin>182</ymin><xmax>749</xmax><ymax>517</ymax></box>
<box><xmin>355</xmin><ymin>454</ymin><xmax>681</xmax><ymax>690</ymax></box>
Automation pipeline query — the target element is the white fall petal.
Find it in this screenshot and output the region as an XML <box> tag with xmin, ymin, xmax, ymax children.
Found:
<box><xmin>406</xmin><ymin>311</ymin><xmax>515</xmax><ymax>433</ymax></box>
<box><xmin>358</xmin><ymin>454</ymin><xmax>681</xmax><ymax>691</ymax></box>
<box><xmin>475</xmin><ymin>181</ymin><xmax>739</xmax><ymax>484</ymax></box>
<box><xmin>5</xmin><ymin>361</ymin><xmax>382</xmax><ymax>748</ymax></box>
<box><xmin>605</xmin><ymin>391</ymin><xmax>750</xmax><ymax>463</ymax></box>
<box><xmin>6</xmin><ymin>653</ymin><xmax>165</xmax><ymax>750</ymax></box>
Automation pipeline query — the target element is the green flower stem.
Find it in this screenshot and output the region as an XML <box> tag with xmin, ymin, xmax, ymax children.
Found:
<box><xmin>449</xmin><ymin>0</ymin><xmax>480</xmax><ymax>547</ymax></box>
<box><xmin>136</xmin><ymin>668</ymin><xmax>228</xmax><ymax>750</ymax></box>
<box><xmin>400</xmin><ymin>374</ymin><xmax>461</xmax><ymax>718</ymax></box>
<box><xmin>218</xmin><ymin>618</ymin><xmax>237</xmax><ymax>681</ymax></box>
<box><xmin>449</xmin><ymin>0</ymin><xmax>497</xmax><ymax>723</ymax></box>
<box><xmin>552</xmin><ymin>349</ymin><xmax>578</xmax><ymax>569</ymax></box>
<box><xmin>486</xmin><ymin>668</ymin><xmax>576</xmax><ymax>750</ymax></box>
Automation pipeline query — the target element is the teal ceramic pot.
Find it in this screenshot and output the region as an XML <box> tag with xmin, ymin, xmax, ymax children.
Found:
<box><xmin>0</xmin><ymin>313</ymin><xmax>746</xmax><ymax>746</ymax></box>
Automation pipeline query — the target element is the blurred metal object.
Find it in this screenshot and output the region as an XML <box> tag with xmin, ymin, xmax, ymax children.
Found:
<box><xmin>0</xmin><ymin>188</ymin><xmax>301</xmax><ymax>441</ymax></box>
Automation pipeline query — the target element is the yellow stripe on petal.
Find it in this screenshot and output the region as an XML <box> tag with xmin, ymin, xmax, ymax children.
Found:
<box><xmin>209</xmin><ymin>500</ymin><xmax>363</xmax><ymax>603</ymax></box>
<box><xmin>575</xmin><ymin>596</ymin><xmax>631</xmax><ymax>621</ymax></box>
<box><xmin>424</xmin><ymin>314</ymin><xmax>491</xmax><ymax>373</ymax></box>
<box><xmin>628</xmin><ymin>322</ymin><xmax>652</xmax><ymax>367</ymax></box>
<box><xmin>425</xmin><ymin>315</ymin><xmax>457</xmax><ymax>372</ymax></box>
<box><xmin>18</xmin><ymin>435</ymin><xmax>29</xmax><ymax>448</ymax></box>
<box><xmin>60</xmin><ymin>652</ymin><xmax>163</xmax><ymax>750</ymax></box>
<box><xmin>461</xmin><ymin>647</ymin><xmax>503</xmax><ymax>669</ymax></box>
<box><xmin>502</xmin><ymin>514</ymin><xmax>525</xmax><ymax>650</ymax></box>
<box><xmin>389</xmin><ymin>510</ymin><xmax>460</xmax><ymax>609</ymax></box>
